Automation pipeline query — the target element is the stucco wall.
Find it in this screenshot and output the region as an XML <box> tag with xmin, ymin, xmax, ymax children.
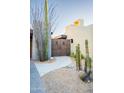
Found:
<box><xmin>65</xmin><ymin>19</ymin><xmax>93</xmax><ymax>58</ymax></box>
<box><xmin>32</xmin><ymin>32</ymin><xmax>39</xmax><ymax>61</ymax></box>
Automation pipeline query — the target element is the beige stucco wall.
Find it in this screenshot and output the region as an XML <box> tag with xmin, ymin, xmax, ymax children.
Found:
<box><xmin>65</xmin><ymin>19</ymin><xmax>93</xmax><ymax>58</ymax></box>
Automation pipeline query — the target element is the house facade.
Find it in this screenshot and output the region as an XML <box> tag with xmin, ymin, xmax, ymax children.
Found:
<box><xmin>65</xmin><ymin>19</ymin><xmax>93</xmax><ymax>58</ymax></box>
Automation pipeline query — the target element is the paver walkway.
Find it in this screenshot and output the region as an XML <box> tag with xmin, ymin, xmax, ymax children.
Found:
<box><xmin>34</xmin><ymin>56</ymin><xmax>73</xmax><ymax>77</ymax></box>
<box><xmin>30</xmin><ymin>63</ymin><xmax>45</xmax><ymax>93</ymax></box>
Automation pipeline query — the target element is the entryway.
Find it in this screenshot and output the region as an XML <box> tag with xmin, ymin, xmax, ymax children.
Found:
<box><xmin>52</xmin><ymin>39</ymin><xmax>71</xmax><ymax>56</ymax></box>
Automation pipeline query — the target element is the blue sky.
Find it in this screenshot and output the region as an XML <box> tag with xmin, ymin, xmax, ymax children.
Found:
<box><xmin>30</xmin><ymin>0</ymin><xmax>93</xmax><ymax>36</ymax></box>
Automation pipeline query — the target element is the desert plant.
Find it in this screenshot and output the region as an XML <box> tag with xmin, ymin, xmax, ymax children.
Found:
<box><xmin>71</xmin><ymin>44</ymin><xmax>84</xmax><ymax>71</ymax></box>
<box><xmin>44</xmin><ymin>0</ymin><xmax>49</xmax><ymax>60</ymax></box>
<box><xmin>31</xmin><ymin>2</ymin><xmax>44</xmax><ymax>61</ymax></box>
<box><xmin>31</xmin><ymin>0</ymin><xmax>58</xmax><ymax>61</ymax></box>
<box><xmin>43</xmin><ymin>0</ymin><xmax>59</xmax><ymax>60</ymax></box>
<box><xmin>75</xmin><ymin>44</ymin><xmax>83</xmax><ymax>71</ymax></box>
<box><xmin>84</xmin><ymin>40</ymin><xmax>92</xmax><ymax>73</ymax></box>
<box><xmin>84</xmin><ymin>56</ymin><xmax>92</xmax><ymax>73</ymax></box>
<box><xmin>82</xmin><ymin>40</ymin><xmax>93</xmax><ymax>82</ymax></box>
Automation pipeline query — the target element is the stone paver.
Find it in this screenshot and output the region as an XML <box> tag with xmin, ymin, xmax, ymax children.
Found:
<box><xmin>34</xmin><ymin>56</ymin><xmax>73</xmax><ymax>77</ymax></box>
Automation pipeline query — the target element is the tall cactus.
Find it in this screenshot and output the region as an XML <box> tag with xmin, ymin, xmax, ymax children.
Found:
<box><xmin>81</xmin><ymin>40</ymin><xmax>93</xmax><ymax>82</ymax></box>
<box><xmin>75</xmin><ymin>44</ymin><xmax>83</xmax><ymax>71</ymax></box>
<box><xmin>44</xmin><ymin>0</ymin><xmax>49</xmax><ymax>60</ymax></box>
<box><xmin>84</xmin><ymin>40</ymin><xmax>92</xmax><ymax>74</ymax></box>
<box><xmin>75</xmin><ymin>45</ymin><xmax>79</xmax><ymax>71</ymax></box>
<box><xmin>31</xmin><ymin>0</ymin><xmax>57</xmax><ymax>61</ymax></box>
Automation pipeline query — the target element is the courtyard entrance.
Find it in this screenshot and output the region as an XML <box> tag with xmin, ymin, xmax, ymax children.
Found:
<box><xmin>52</xmin><ymin>39</ymin><xmax>71</xmax><ymax>56</ymax></box>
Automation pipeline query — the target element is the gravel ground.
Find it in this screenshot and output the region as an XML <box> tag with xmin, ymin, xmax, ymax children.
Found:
<box><xmin>41</xmin><ymin>67</ymin><xmax>93</xmax><ymax>93</ymax></box>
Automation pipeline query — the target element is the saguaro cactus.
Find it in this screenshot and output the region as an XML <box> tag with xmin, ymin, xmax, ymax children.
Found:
<box><xmin>75</xmin><ymin>44</ymin><xmax>83</xmax><ymax>71</ymax></box>
<box><xmin>44</xmin><ymin>0</ymin><xmax>49</xmax><ymax>60</ymax></box>
<box><xmin>84</xmin><ymin>40</ymin><xmax>92</xmax><ymax>74</ymax></box>
<box><xmin>81</xmin><ymin>40</ymin><xmax>92</xmax><ymax>82</ymax></box>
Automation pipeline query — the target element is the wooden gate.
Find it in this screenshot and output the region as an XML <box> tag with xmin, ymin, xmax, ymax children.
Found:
<box><xmin>52</xmin><ymin>39</ymin><xmax>70</xmax><ymax>56</ymax></box>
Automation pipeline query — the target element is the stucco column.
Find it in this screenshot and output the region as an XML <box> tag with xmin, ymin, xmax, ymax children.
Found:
<box><xmin>32</xmin><ymin>32</ymin><xmax>39</xmax><ymax>61</ymax></box>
